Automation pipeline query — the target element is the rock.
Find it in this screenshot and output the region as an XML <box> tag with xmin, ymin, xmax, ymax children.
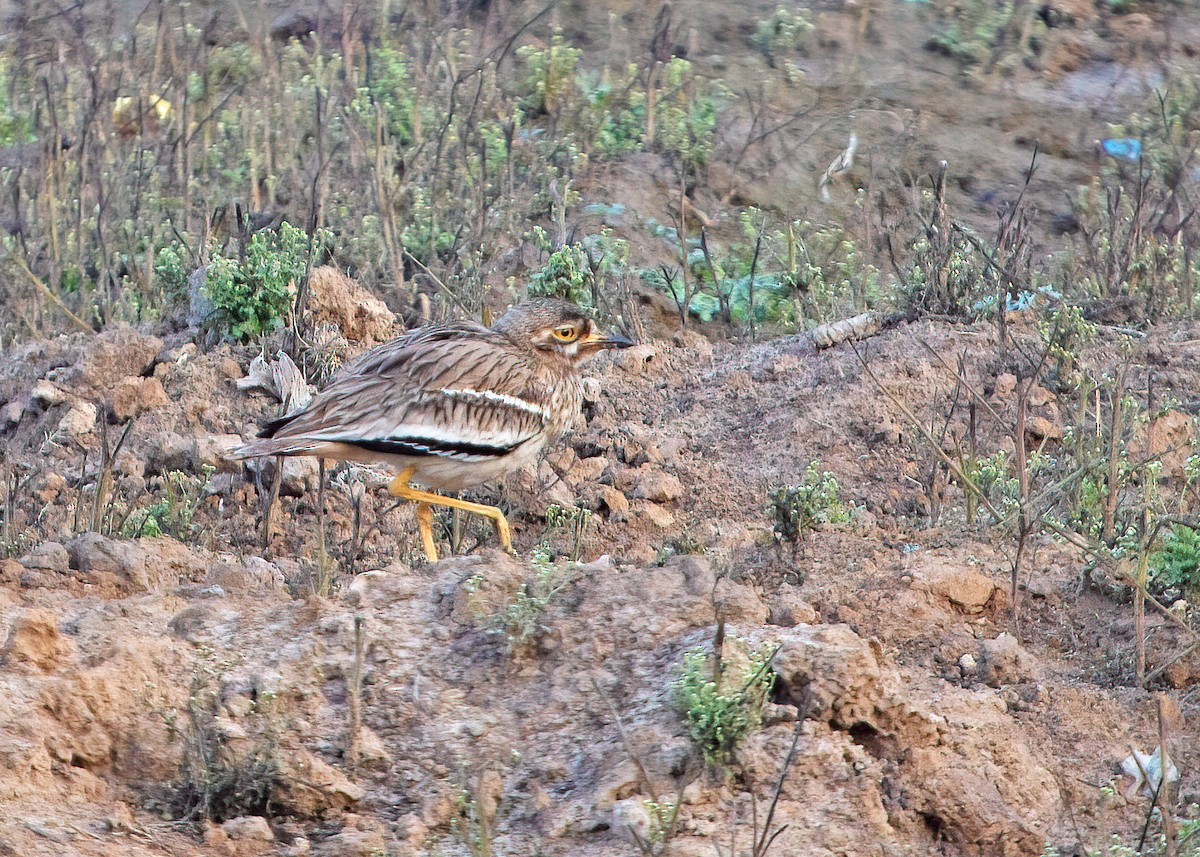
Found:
<box><xmin>109</xmin><ymin>376</ymin><xmax>170</xmax><ymax>421</ymax></box>
<box><xmin>772</xmin><ymin>625</ymin><xmax>910</xmax><ymax>734</ymax></box>
<box><xmin>633</xmin><ymin>500</ymin><xmax>674</xmax><ymax>529</ymax></box>
<box><xmin>1130</xmin><ymin>410</ymin><xmax>1197</xmax><ymax>481</ymax></box>
<box><xmin>1</xmin><ymin>400</ymin><xmax>23</xmax><ymax>427</ymax></box>
<box><xmin>222</xmin><ymin>816</ymin><xmax>275</xmax><ymax>844</ymax></box>
<box><xmin>57</xmin><ymin>401</ymin><xmax>98</xmax><ymax>441</ymax></box>
<box><xmin>30</xmin><ymin>379</ymin><xmax>68</xmax><ymax>408</ymax></box>
<box><xmin>18</xmin><ymin>541</ymin><xmax>70</xmax><ymax>574</ymax></box>
<box><xmin>313</xmin><ymin>826</ymin><xmax>386</xmax><ymax>857</ymax></box>
<box><xmin>598</xmin><ymin>486</ymin><xmax>629</xmax><ymax>519</ymax></box>
<box><xmin>306</xmin><ymin>266</ymin><xmax>395</xmax><ymax>344</ymax></box>
<box><xmin>147</xmin><ymin>432</ymin><xmax>193</xmax><ymax>473</ymax></box>
<box><xmin>195</xmin><ymin>433</ymin><xmax>246</xmax><ymax>473</ymax></box>
<box><xmin>959</xmin><ymin>653</ymin><xmax>978</xmax><ymax>677</ymax></box>
<box><xmin>992</xmin><ymin>373</ymin><xmax>1017</xmax><ymax>398</ymax></box>
<box><xmin>768</xmin><ymin>587</ymin><xmax>818</xmax><ymax>626</ymax></box>
<box><xmin>274</xmin><ymin>749</ymin><xmax>364</xmax><ymax>817</ymax></box>
<box><xmin>917</xmin><ymin>565</ymin><xmax>1001</xmax><ymax>614</ymax></box>
<box><xmin>978</xmin><ymin>633</ymin><xmax>1040</xmax><ymax>687</ymax></box>
<box><xmin>2</xmin><ymin>609</ymin><xmax>73</xmax><ymax>672</ymax></box>
<box><xmin>669</xmin><ymin>554</ymin><xmax>714</xmax><ymax>596</ymax></box>
<box><xmin>713</xmin><ymin>577</ymin><xmax>768</xmax><ymax>624</ymax></box>
<box><xmin>218</xmin><ymin>357</ymin><xmax>244</xmax><ymax>380</ymax></box>
<box><xmin>631</xmin><ymin>470</ymin><xmax>683</xmax><ymax>502</ymax></box>
<box><xmin>66</xmin><ymin>532</ymin><xmax>196</xmax><ymax>593</ymax></box>
<box><xmin>246</xmin><ymin>456</ymin><xmax>320</xmax><ymax>495</ymax></box>
<box><xmin>75</xmin><ymin>326</ymin><xmax>162</xmax><ymax>391</ymax></box>
<box><xmin>580</xmin><ymin>377</ymin><xmax>602</xmax><ymax>404</ymax></box>
<box><xmin>1025</xmin><ymin>414</ymin><xmax>1063</xmax><ymax>443</ymax></box>
<box><xmin>613</xmin><ymin>797</ymin><xmax>653</xmax><ymax>845</ymax></box>
<box><xmin>616</xmin><ymin>343</ymin><xmax>658</xmax><ymax>375</ymax></box>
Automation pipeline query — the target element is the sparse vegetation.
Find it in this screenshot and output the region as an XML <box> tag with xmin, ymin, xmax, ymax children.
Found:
<box><xmin>770</xmin><ymin>463</ymin><xmax>851</xmax><ymax>550</ymax></box>
<box><xmin>674</xmin><ymin>639</ymin><xmax>776</xmax><ymax>769</ymax></box>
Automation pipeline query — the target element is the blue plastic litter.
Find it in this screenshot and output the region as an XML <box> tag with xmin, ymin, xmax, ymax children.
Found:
<box><xmin>1101</xmin><ymin>138</ymin><xmax>1142</xmax><ymax>162</ymax></box>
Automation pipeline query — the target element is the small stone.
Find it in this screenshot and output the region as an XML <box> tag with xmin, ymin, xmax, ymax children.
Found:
<box><xmin>195</xmin><ymin>433</ymin><xmax>246</xmax><ymax>472</ymax></box>
<box><xmin>1</xmin><ymin>400</ymin><xmax>23</xmax><ymax>427</ymax></box>
<box><xmin>598</xmin><ymin>486</ymin><xmax>630</xmax><ymax>519</ymax></box>
<box><xmin>714</xmin><ymin>577</ymin><xmax>768</xmax><ymax>624</ymax></box>
<box><xmin>1</xmin><ymin>609</ymin><xmax>73</xmax><ymax>672</ymax></box>
<box><xmin>282</xmin><ymin>457</ymin><xmax>320</xmax><ymax>495</ymax></box>
<box><xmin>616</xmin><ymin>343</ymin><xmax>658</xmax><ymax>375</ymax></box>
<box><xmin>19</xmin><ymin>542</ymin><xmax>69</xmax><ymax>574</ymax></box>
<box><xmin>613</xmin><ymin>798</ymin><xmax>652</xmax><ymax>846</ymax></box>
<box><xmin>922</xmin><ymin>567</ymin><xmax>999</xmax><ymax>614</ymax></box>
<box><xmin>959</xmin><ymin>653</ymin><xmax>978</xmax><ymax>675</ymax></box>
<box><xmin>634</xmin><ymin>500</ymin><xmax>674</xmax><ymax>529</ymax></box>
<box><xmin>306</xmin><ymin>266</ymin><xmax>395</xmax><ymax>344</ymax></box>
<box><xmin>769</xmin><ymin>588</ymin><xmax>818</xmax><ymax>626</ymax></box>
<box><xmin>31</xmin><ymin>379</ymin><xmax>68</xmax><ymax>407</ymax></box>
<box><xmin>34</xmin><ymin>472</ymin><xmax>68</xmax><ymax>504</ymax></box>
<box><xmin>631</xmin><ymin>470</ymin><xmax>683</xmax><ymax>502</ymax></box>
<box><xmin>57</xmin><ymin>401</ymin><xmax>98</xmax><ymax>441</ymax></box>
<box><xmin>581</xmin><ymin>377</ymin><xmax>602</xmax><ymax>403</ymax></box>
<box><xmin>110</xmin><ymin>376</ymin><xmax>170</xmax><ymax>421</ymax></box>
<box><xmin>978</xmin><ymin>633</ymin><xmax>1040</xmax><ymax>687</ymax></box>
<box><xmin>222</xmin><ymin>816</ymin><xmax>274</xmax><ymax>843</ymax></box>
<box><xmin>570</xmin><ymin>456</ymin><xmax>608</xmax><ymax>483</ymax></box>
<box><xmin>218</xmin><ymin>357</ymin><xmax>244</xmax><ymax>380</ymax></box>
<box><xmin>147</xmin><ymin>433</ymin><xmax>193</xmax><ymax>473</ymax></box>
<box><xmin>992</xmin><ymin>373</ymin><xmax>1017</xmax><ymax>398</ymax></box>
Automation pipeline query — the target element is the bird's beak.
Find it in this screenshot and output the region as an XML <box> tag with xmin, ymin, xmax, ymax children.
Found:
<box><xmin>582</xmin><ymin>329</ymin><xmax>635</xmax><ymax>349</ymax></box>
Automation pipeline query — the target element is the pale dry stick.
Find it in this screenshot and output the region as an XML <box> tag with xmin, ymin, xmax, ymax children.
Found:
<box><xmin>402</xmin><ymin>249</ymin><xmax>474</xmax><ymax>316</ymax></box>
<box><xmin>1158</xmin><ymin>693</ymin><xmax>1179</xmax><ymax>856</ymax></box>
<box><xmin>347</xmin><ymin>614</ymin><xmax>365</xmax><ymax>770</ymax></box>
<box><xmin>8</xmin><ymin>252</ymin><xmax>94</xmax><ymax>334</ymax></box>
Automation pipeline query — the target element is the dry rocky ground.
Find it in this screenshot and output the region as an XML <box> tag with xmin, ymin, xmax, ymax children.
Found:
<box><xmin>3</xmin><ymin>0</ymin><xmax>1200</xmax><ymax>855</ymax></box>
<box><xmin>3</xmin><ymin>279</ymin><xmax>1200</xmax><ymax>856</ymax></box>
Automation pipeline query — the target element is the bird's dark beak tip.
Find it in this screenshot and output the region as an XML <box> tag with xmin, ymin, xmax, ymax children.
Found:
<box><xmin>605</xmin><ymin>331</ymin><xmax>635</xmax><ymax>349</ymax></box>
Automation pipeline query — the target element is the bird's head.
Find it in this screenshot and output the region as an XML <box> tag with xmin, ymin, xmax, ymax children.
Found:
<box><xmin>493</xmin><ymin>298</ymin><xmax>634</xmax><ymax>363</ymax></box>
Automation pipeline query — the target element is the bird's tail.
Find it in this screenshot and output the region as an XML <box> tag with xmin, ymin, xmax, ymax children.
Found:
<box><xmin>228</xmin><ymin>437</ymin><xmax>323</xmax><ymax>460</ymax></box>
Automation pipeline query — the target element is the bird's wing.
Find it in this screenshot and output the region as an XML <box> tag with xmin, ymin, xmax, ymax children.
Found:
<box><xmin>263</xmin><ymin>324</ymin><xmax>555</xmax><ymax>461</ymax></box>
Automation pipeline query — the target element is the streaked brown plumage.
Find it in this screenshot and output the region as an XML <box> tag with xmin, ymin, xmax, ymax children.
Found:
<box><xmin>232</xmin><ymin>299</ymin><xmax>632</xmax><ymax>560</ymax></box>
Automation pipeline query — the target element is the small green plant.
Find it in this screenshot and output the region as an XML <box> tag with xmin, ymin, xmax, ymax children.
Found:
<box><xmin>517</xmin><ymin>32</ymin><xmax>582</xmax><ymax>117</ymax></box>
<box><xmin>124</xmin><ymin>466</ymin><xmax>214</xmax><ymax>541</ymax></box>
<box><xmin>201</xmin><ymin>222</ymin><xmax>330</xmax><ymax>341</ymax></box>
<box><xmin>153</xmin><ymin>245</ymin><xmax>190</xmax><ymax>306</ymax></box>
<box><xmin>492</xmin><ymin>548</ymin><xmax>581</xmax><ymax>647</ymax></box>
<box><xmin>769</xmin><ymin>462</ymin><xmax>850</xmax><ymax>548</ymax></box>
<box><xmin>673</xmin><ymin>641</ymin><xmax>775</xmax><ymax>769</ymax></box>
<box><xmin>1150</xmin><ymin>523</ymin><xmax>1200</xmax><ymax>599</ymax></box>
<box><xmin>654</xmin><ymin>58</ymin><xmax>725</xmax><ymax>176</ymax></box>
<box><xmin>543</xmin><ymin>503</ymin><xmax>595</xmax><ymax>562</ymax></box>
<box><xmin>928</xmin><ymin>0</ymin><xmax>1046</xmax><ymax>75</ymax></box>
<box><xmin>643</xmin><ymin>798</ymin><xmax>679</xmax><ymax>847</ymax></box>
<box><xmin>528</xmin><ymin>230</ymin><xmax>594</xmax><ymax>308</ymax></box>
<box><xmin>753</xmin><ymin>5</ymin><xmax>813</xmax><ymax>77</ymax></box>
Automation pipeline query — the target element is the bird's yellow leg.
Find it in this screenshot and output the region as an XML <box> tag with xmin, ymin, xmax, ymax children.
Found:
<box><xmin>388</xmin><ymin>468</ymin><xmax>514</xmax><ymax>557</ymax></box>
<box><xmin>415</xmin><ymin>502</ymin><xmax>438</xmax><ymax>562</ymax></box>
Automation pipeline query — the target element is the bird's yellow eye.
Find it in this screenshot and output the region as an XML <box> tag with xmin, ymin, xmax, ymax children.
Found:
<box><xmin>552</xmin><ymin>325</ymin><xmax>579</xmax><ymax>342</ymax></box>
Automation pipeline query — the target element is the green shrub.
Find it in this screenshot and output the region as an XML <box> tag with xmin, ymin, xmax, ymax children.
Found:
<box><xmin>1150</xmin><ymin>524</ymin><xmax>1200</xmax><ymax>598</ymax></box>
<box><xmin>674</xmin><ymin>643</ymin><xmax>775</xmax><ymax>769</ymax></box>
<box><xmin>517</xmin><ymin>32</ymin><xmax>582</xmax><ymax>116</ymax></box>
<box><xmin>770</xmin><ymin>462</ymin><xmax>850</xmax><ymax>548</ymax></box>
<box><xmin>528</xmin><ymin>238</ymin><xmax>594</xmax><ymax>307</ymax></box>
<box><xmin>202</xmin><ymin>222</ymin><xmax>329</xmax><ymax>341</ymax></box>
